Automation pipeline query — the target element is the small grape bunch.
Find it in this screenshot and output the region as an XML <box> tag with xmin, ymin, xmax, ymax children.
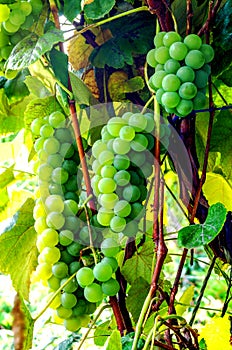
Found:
<box><xmin>147</xmin><ymin>31</ymin><xmax>214</xmax><ymax>117</ymax></box>
<box><xmin>90</xmin><ymin>111</ymin><xmax>168</xmax><ymax>238</ymax></box>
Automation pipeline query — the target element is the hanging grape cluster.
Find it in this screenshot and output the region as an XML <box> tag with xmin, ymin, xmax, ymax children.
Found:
<box><xmin>0</xmin><ymin>0</ymin><xmax>43</xmax><ymax>74</ymax></box>
<box><xmin>147</xmin><ymin>31</ymin><xmax>214</xmax><ymax>117</ymax></box>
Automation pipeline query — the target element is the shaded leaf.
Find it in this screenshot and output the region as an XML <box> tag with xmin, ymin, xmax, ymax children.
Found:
<box><xmin>69</xmin><ymin>71</ymin><xmax>94</xmax><ymax>105</ymax></box>
<box><xmin>108</xmin><ymin>71</ymin><xmax>144</xmax><ymax>101</ymax></box>
<box><xmin>84</xmin><ymin>0</ymin><xmax>115</xmax><ymax>19</ymax></box>
<box><xmin>104</xmin><ymin>329</ymin><xmax>122</xmax><ymax>350</ymax></box>
<box><xmin>0</xmin><ymin>198</ymin><xmax>37</xmax><ymax>300</ymax></box>
<box><xmin>12</xmin><ymin>294</ymin><xmax>34</xmax><ymax>350</ymax></box>
<box><xmin>5</xmin><ymin>28</ymin><xmax>64</xmax><ymax>71</ymax></box>
<box><xmin>83</xmin><ymin>69</ymin><xmax>100</xmax><ymax>99</ymax></box>
<box><xmin>178</xmin><ymin>202</ymin><xmax>227</xmax><ymax>249</ymax></box>
<box><xmin>63</xmin><ymin>0</ymin><xmax>81</xmax><ymax>22</ymax></box>
<box><xmin>218</xmin><ymin>67</ymin><xmax>232</xmax><ymax>87</ymax></box>
<box><xmin>4</xmin><ymin>70</ymin><xmax>30</xmax><ymax>103</ymax></box>
<box><xmin>126</xmin><ymin>277</ymin><xmax>150</xmax><ymax>322</ymax></box>
<box><xmin>121</xmin><ymin>241</ymin><xmax>154</xmax><ymax>284</ymax></box>
<box><xmin>50</xmin><ymin>48</ymin><xmax>69</xmax><ymax>106</ymax></box>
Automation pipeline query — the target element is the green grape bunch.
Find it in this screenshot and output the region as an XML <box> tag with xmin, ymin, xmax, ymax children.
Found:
<box><xmin>147</xmin><ymin>31</ymin><xmax>214</xmax><ymax>117</ymax></box>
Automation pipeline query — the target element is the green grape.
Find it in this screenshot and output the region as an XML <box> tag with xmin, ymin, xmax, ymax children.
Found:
<box><xmin>84</xmin><ymin>283</ymin><xmax>103</xmax><ymax>303</ymax></box>
<box><xmin>194</xmin><ymin>69</ymin><xmax>208</xmax><ymax>88</ymax></box>
<box><xmin>60</xmin><ymin>249</ymin><xmax>75</xmax><ymax>264</ymax></box>
<box><xmin>49</xmin><ymin>111</ymin><xmax>65</xmax><ymax>128</ymax></box>
<box><xmin>144</xmin><ymin>133</ymin><xmax>155</xmax><ymax>151</ymax></box>
<box><xmin>100</xmin><ymin>165</ymin><xmax>117</xmax><ymax>178</ymax></box>
<box><xmin>46</xmin><ymin>211</ymin><xmax>65</xmax><ymax>230</ymax></box>
<box><xmin>98</xmin><ymin>178</ymin><xmax>117</xmax><ymax>194</ymax></box>
<box><xmin>37</xmin><ymin>228</ymin><xmax>59</xmax><ymax>248</ymax></box>
<box><xmin>59</xmin><ymin>143</ymin><xmax>74</xmax><ymax>158</ymax></box>
<box><xmin>43</xmin><ymin>137</ymin><xmax>60</xmax><ymax>154</ymax></box>
<box><xmin>123</xmin><ymin>185</ymin><xmax>141</xmax><ymax>202</ymax></box>
<box><xmin>61</xmin><ymin>277</ymin><xmax>79</xmax><ymax>293</ymax></box>
<box><xmin>154</xmin><ymin>64</ymin><xmax>164</xmax><ymax>72</ymax></box>
<box><xmin>184</xmin><ymin>34</ymin><xmax>202</xmax><ymax>50</ymax></box>
<box><xmin>101</xmin><ymin>256</ymin><xmax>118</xmax><ymax>272</ymax></box>
<box><xmin>121</xmin><ymin>112</ymin><xmax>133</xmax><ymax>122</ymax></box>
<box><xmin>19</xmin><ymin>2</ymin><xmax>32</xmax><ymax>16</ymax></box>
<box><xmin>119</xmin><ymin>125</ymin><xmax>135</xmax><ymax>141</ymax></box>
<box><xmin>146</xmin><ymin>48</ymin><xmax>158</xmax><ymax>67</ymax></box>
<box><xmin>185</xmin><ymin>50</ymin><xmax>205</xmax><ymax>69</ymax></box>
<box><xmin>93</xmin><ymin>262</ymin><xmax>113</xmax><ymax>282</ymax></box>
<box><xmin>129</xmin><ymin>170</ymin><xmax>143</xmax><ymax>186</ymax></box>
<box><xmin>112</xmin><ymin>138</ymin><xmax>130</xmax><ymax>155</ymax></box>
<box><xmin>155</xmin><ymin>46</ymin><xmax>170</xmax><ymax>64</ymax></box>
<box><xmin>49</xmin><ymin>294</ymin><xmax>61</xmax><ymax>309</ymax></box>
<box><xmin>0</xmin><ymin>31</ymin><xmax>9</xmax><ymax>48</ymax></box>
<box><xmin>49</xmin><ymin>183</ymin><xmax>64</xmax><ymax>196</ymax></box>
<box><xmin>66</xmin><ymin>241</ymin><xmax>83</xmax><ymax>256</ymax></box>
<box><xmin>64</xmin><ymin>191</ymin><xmax>79</xmax><ymax>202</ymax></box>
<box><xmin>31</xmin><ymin>118</ymin><xmax>45</xmax><ymax>135</ymax></box>
<box><xmin>59</xmin><ymin>229</ymin><xmax>74</xmax><ymax>246</ymax></box>
<box><xmin>129</xmin><ymin>202</ymin><xmax>144</xmax><ymax>220</ymax></box>
<box><xmin>79</xmin><ymin>226</ymin><xmax>97</xmax><ymax>245</ymax></box>
<box><xmin>97</xmin><ymin>208</ymin><xmax>114</xmax><ymax>226</ymax></box>
<box><xmin>101</xmin><ymin>238</ymin><xmax>120</xmax><ymax>257</ymax></box>
<box><xmin>38</xmin><ymin>149</ymin><xmax>48</xmax><ymax>163</ymax></box>
<box><xmin>169</xmin><ymin>42</ymin><xmax>188</xmax><ymax>61</ymax></box>
<box><xmin>3</xmin><ymin>20</ymin><xmax>20</xmax><ymax>33</ymax></box>
<box><xmin>76</xmin><ymin>267</ymin><xmax>94</xmax><ymax>286</ymax></box>
<box><xmin>113</xmin><ymin>154</ymin><xmax>130</xmax><ymax>170</ymax></box>
<box><xmin>163</xmin><ymin>31</ymin><xmax>181</xmax><ymax>47</ymax></box>
<box><xmin>99</xmin><ymin>193</ymin><xmax>119</xmax><ymax>210</ymax></box>
<box><xmin>36</xmin><ymin>262</ymin><xmax>52</xmax><ymax>279</ymax></box>
<box><xmin>131</xmin><ymin>134</ymin><xmax>148</xmax><ymax>152</ymax></box>
<box><xmin>63</xmin><ymin>199</ymin><xmax>79</xmax><ymax>216</ymax></box>
<box><xmin>34</xmin><ymin>137</ymin><xmax>45</xmax><ymax>152</ymax></box>
<box><xmin>114</xmin><ymin>200</ymin><xmax>131</xmax><ymax>217</ymax></box>
<box><xmin>33</xmin><ymin>201</ymin><xmax>46</xmax><ymax>220</ymax></box>
<box><xmin>102</xmin><ymin>131</ymin><xmax>114</xmax><ymax>142</ymax></box>
<box><xmin>61</xmin><ymin>292</ymin><xmax>77</xmax><ymax>309</ymax></box>
<box><xmin>52</xmin><ymin>261</ymin><xmax>68</xmax><ymax>279</ymax></box>
<box><xmin>138</xmin><ymin>163</ymin><xmax>153</xmax><ymax>178</ymax></box>
<box><xmin>56</xmin><ymin>305</ymin><xmax>72</xmax><ymax>319</ymax></box>
<box><xmin>176</xmin><ymin>99</ymin><xmax>193</xmax><ymax>116</ymax></box>
<box><xmin>176</xmin><ymin>66</ymin><xmax>195</xmax><ymax>83</ymax></box>
<box><xmin>202</xmin><ymin>63</ymin><xmax>211</xmax><ymax>75</ymax></box>
<box><xmin>164</xmin><ymin>58</ymin><xmax>180</xmax><ymax>74</ymax></box>
<box><xmin>64</xmin><ymin>317</ymin><xmax>82</xmax><ymax>332</ymax></box>
<box><xmin>144</xmin><ymin>114</ymin><xmax>155</xmax><ymax>133</ymax></box>
<box><xmin>98</xmin><ymin>150</ymin><xmax>114</xmax><ymax>165</ymax></box>
<box><xmin>1</xmin><ymin>45</ymin><xmax>12</xmax><ymax>60</ymax></box>
<box><xmin>110</xmin><ymin>216</ymin><xmax>126</xmax><ymax>233</ymax></box>
<box><xmin>154</xmin><ymin>31</ymin><xmax>166</xmax><ymax>47</ymax></box>
<box><xmin>72</xmin><ymin>299</ymin><xmax>86</xmax><ymax>316</ymax></box>
<box><xmin>150</xmin><ymin>70</ymin><xmax>167</xmax><ymax>90</ymax></box>
<box><xmin>114</xmin><ymin>170</ymin><xmax>130</xmax><ymax>186</ymax></box>
<box><xmin>92</xmin><ymin>140</ymin><xmax>107</xmax><ymax>158</ymax></box>
<box><xmin>39</xmin><ymin>246</ymin><xmax>61</xmax><ymax>264</ymax></box>
<box><xmin>34</xmin><ymin>216</ymin><xmax>48</xmax><ymax>234</ymax></box>
<box><xmin>101</xmin><ymin>278</ymin><xmax>120</xmax><ymax>296</ymax></box>
<box><xmin>69</xmin><ymin>261</ymin><xmax>82</xmax><ymax>275</ymax></box>
<box><xmin>200</xmin><ymin>44</ymin><xmax>214</xmax><ymax>63</ymax></box>
<box><xmin>45</xmin><ymin>194</ymin><xmax>64</xmax><ymax>213</ymax></box>
<box><xmin>9</xmin><ymin>9</ymin><xmax>26</xmax><ymax>26</ymax></box>
<box><xmin>129</xmin><ymin>150</ymin><xmax>145</xmax><ymax>167</ymax></box>
<box><xmin>62</xmin><ymin>159</ymin><xmax>77</xmax><ymax>175</ymax></box>
<box><xmin>139</xmin><ymin>185</ymin><xmax>148</xmax><ymax>201</ymax></box>
<box><xmin>51</xmin><ymin>167</ymin><xmax>69</xmax><ymax>185</ymax></box>
<box><xmin>47</xmin><ymin>154</ymin><xmax>63</xmax><ymax>168</ymax></box>
<box><xmin>0</xmin><ymin>4</ymin><xmax>10</xmax><ymax>22</ymax></box>
<box><xmin>161</xmin><ymin>92</ymin><xmax>180</xmax><ymax>108</ymax></box>
<box><xmin>21</xmin><ymin>13</ymin><xmax>33</xmax><ymax>29</ymax></box>
<box><xmin>193</xmin><ymin>91</ymin><xmax>206</xmax><ymax>109</ymax></box>
<box><xmin>107</xmin><ymin>139</ymin><xmax>115</xmax><ymax>152</ymax></box>
<box><xmin>179</xmin><ymin>82</ymin><xmax>197</xmax><ymax>99</ymax></box>
<box><xmin>48</xmin><ymin>275</ymin><xmax>60</xmax><ymax>290</ymax></box>
<box><xmin>162</xmin><ymin>74</ymin><xmax>181</xmax><ymax>92</ymax></box>
<box><xmin>128</xmin><ymin>113</ymin><xmax>147</xmax><ymax>132</ymax></box>
<box><xmin>107</xmin><ymin>117</ymin><xmax>127</xmax><ymax>137</ymax></box>
<box><xmin>54</xmin><ymin>128</ymin><xmax>72</xmax><ymax>143</ymax></box>
<box><xmin>65</xmin><ymin>175</ymin><xmax>79</xmax><ymax>192</ymax></box>
<box><xmin>92</xmin><ymin>159</ymin><xmax>102</xmax><ymax>175</ymax></box>
<box><xmin>123</xmin><ymin>220</ymin><xmax>139</xmax><ymax>237</ymax></box>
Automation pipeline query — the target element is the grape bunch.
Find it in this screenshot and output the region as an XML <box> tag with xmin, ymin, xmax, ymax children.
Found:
<box><xmin>147</xmin><ymin>31</ymin><xmax>214</xmax><ymax>117</ymax></box>
<box><xmin>91</xmin><ymin>111</ymin><xmax>165</xmax><ymax>237</ymax></box>
<box><xmin>0</xmin><ymin>0</ymin><xmax>43</xmax><ymax>75</ymax></box>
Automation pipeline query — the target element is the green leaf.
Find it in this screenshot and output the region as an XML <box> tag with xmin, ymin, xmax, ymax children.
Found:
<box><xmin>50</xmin><ymin>48</ymin><xmax>69</xmax><ymax>106</ymax></box>
<box><xmin>24</xmin><ymin>76</ymin><xmax>51</xmax><ymax>98</ymax></box>
<box><xmin>84</xmin><ymin>0</ymin><xmax>115</xmax><ymax>20</ymax></box>
<box><xmin>94</xmin><ymin>320</ymin><xmax>113</xmax><ymax>346</ymax></box>
<box><xmin>69</xmin><ymin>71</ymin><xmax>93</xmax><ymax>105</ymax></box>
<box><xmin>210</xmin><ymin>109</ymin><xmax>232</xmax><ymax>179</ymax></box>
<box><xmin>178</xmin><ymin>202</ymin><xmax>227</xmax><ymax>249</ymax></box>
<box><xmin>0</xmin><ymin>165</ymin><xmax>15</xmax><ymax>189</ymax></box>
<box><xmin>104</xmin><ymin>329</ymin><xmax>122</xmax><ymax>350</ymax></box>
<box><xmin>0</xmin><ymin>198</ymin><xmax>37</xmax><ymax>300</ymax></box>
<box><xmin>12</xmin><ymin>294</ymin><xmax>34</xmax><ymax>350</ymax></box>
<box><xmin>63</xmin><ymin>0</ymin><xmax>81</xmax><ymax>22</ymax></box>
<box><xmin>0</xmin><ymin>89</ymin><xmax>25</xmax><ymax>133</ymax></box>
<box><xmin>0</xmin><ymin>188</ymin><xmax>9</xmax><ymax>212</ymax></box>
<box><xmin>4</xmin><ymin>70</ymin><xmax>30</xmax><ymax>103</ymax></box>
<box><xmin>5</xmin><ymin>28</ymin><xmax>64</xmax><ymax>72</ymax></box>
<box><xmin>126</xmin><ymin>277</ymin><xmax>150</xmax><ymax>322</ymax></box>
<box><xmin>176</xmin><ymin>285</ymin><xmax>195</xmax><ymax>316</ymax></box>
<box><xmin>108</xmin><ymin>71</ymin><xmax>144</xmax><ymax>100</ymax></box>
<box><xmin>218</xmin><ymin>67</ymin><xmax>232</xmax><ymax>87</ymax></box>
<box><xmin>121</xmin><ymin>241</ymin><xmax>154</xmax><ymax>284</ymax></box>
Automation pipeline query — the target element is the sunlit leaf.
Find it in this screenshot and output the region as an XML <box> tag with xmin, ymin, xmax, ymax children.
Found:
<box><xmin>104</xmin><ymin>329</ymin><xmax>122</xmax><ymax>350</ymax></box>
<box><xmin>84</xmin><ymin>0</ymin><xmax>115</xmax><ymax>20</ymax></box>
<box><xmin>176</xmin><ymin>285</ymin><xmax>194</xmax><ymax>316</ymax></box>
<box><xmin>199</xmin><ymin>316</ymin><xmax>231</xmax><ymax>350</ymax></box>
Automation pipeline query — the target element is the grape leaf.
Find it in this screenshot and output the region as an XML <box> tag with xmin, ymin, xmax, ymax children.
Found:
<box><xmin>12</xmin><ymin>294</ymin><xmax>34</xmax><ymax>350</ymax></box>
<box><xmin>5</xmin><ymin>28</ymin><xmax>64</xmax><ymax>72</ymax></box>
<box><xmin>50</xmin><ymin>48</ymin><xmax>69</xmax><ymax>107</ymax></box>
<box><xmin>178</xmin><ymin>202</ymin><xmax>227</xmax><ymax>249</ymax></box>
<box><xmin>4</xmin><ymin>70</ymin><xmax>30</xmax><ymax>103</ymax></box>
<box><xmin>126</xmin><ymin>277</ymin><xmax>150</xmax><ymax>322</ymax></box>
<box><xmin>69</xmin><ymin>71</ymin><xmax>94</xmax><ymax>106</ymax></box>
<box><xmin>176</xmin><ymin>285</ymin><xmax>195</xmax><ymax>316</ymax></box>
<box><xmin>104</xmin><ymin>329</ymin><xmax>122</xmax><ymax>350</ymax></box>
<box><xmin>121</xmin><ymin>241</ymin><xmax>154</xmax><ymax>284</ymax></box>
<box><xmin>0</xmin><ymin>165</ymin><xmax>15</xmax><ymax>189</ymax></box>
<box><xmin>108</xmin><ymin>71</ymin><xmax>145</xmax><ymax>100</ymax></box>
<box><xmin>24</xmin><ymin>76</ymin><xmax>51</xmax><ymax>98</ymax></box>
<box><xmin>63</xmin><ymin>0</ymin><xmax>81</xmax><ymax>22</ymax></box>
<box><xmin>210</xmin><ymin>109</ymin><xmax>232</xmax><ymax>179</ymax></box>
<box><xmin>0</xmin><ymin>188</ymin><xmax>9</xmax><ymax>212</ymax></box>
<box><xmin>94</xmin><ymin>320</ymin><xmax>112</xmax><ymax>346</ymax></box>
<box><xmin>0</xmin><ymin>198</ymin><xmax>37</xmax><ymax>300</ymax></box>
<box><xmin>84</xmin><ymin>0</ymin><xmax>115</xmax><ymax>20</ymax></box>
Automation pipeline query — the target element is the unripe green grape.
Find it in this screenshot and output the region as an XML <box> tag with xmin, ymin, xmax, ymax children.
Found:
<box><xmin>202</xmin><ymin>63</ymin><xmax>211</xmax><ymax>75</ymax></box>
<box><xmin>34</xmin><ymin>137</ymin><xmax>45</xmax><ymax>152</ymax></box>
<box><xmin>39</xmin><ymin>246</ymin><xmax>61</xmax><ymax>264</ymax></box>
<box><xmin>200</xmin><ymin>44</ymin><xmax>214</xmax><ymax>63</ymax></box>
<box><xmin>184</xmin><ymin>34</ymin><xmax>202</xmax><ymax>50</ymax></box>
<box><xmin>0</xmin><ymin>31</ymin><xmax>9</xmax><ymax>48</ymax></box>
<box><xmin>97</xmin><ymin>208</ymin><xmax>114</xmax><ymax>226</ymax></box>
<box><xmin>66</xmin><ymin>241</ymin><xmax>83</xmax><ymax>257</ymax></box>
<box><xmin>19</xmin><ymin>2</ymin><xmax>33</xmax><ymax>16</ymax></box>
<box><xmin>45</xmin><ymin>194</ymin><xmax>64</xmax><ymax>213</ymax></box>
<box><xmin>122</xmin><ymin>112</ymin><xmax>133</xmax><ymax>122</ymax></box>
<box><xmin>76</xmin><ymin>267</ymin><xmax>94</xmax><ymax>286</ymax></box>
<box><xmin>3</xmin><ymin>20</ymin><xmax>20</xmax><ymax>34</ymax></box>
<box><xmin>98</xmin><ymin>150</ymin><xmax>114</xmax><ymax>165</ymax></box>
<box><xmin>106</xmin><ymin>139</ymin><xmax>115</xmax><ymax>152</ymax></box>
<box><xmin>64</xmin><ymin>191</ymin><xmax>79</xmax><ymax>202</ymax></box>
<box><xmin>31</xmin><ymin>118</ymin><xmax>45</xmax><ymax>135</ymax></box>
<box><xmin>123</xmin><ymin>185</ymin><xmax>141</xmax><ymax>202</ymax></box>
<box><xmin>131</xmin><ymin>134</ymin><xmax>148</xmax><ymax>152</ymax></box>
<box><xmin>163</xmin><ymin>31</ymin><xmax>181</xmax><ymax>47</ymax></box>
<box><xmin>153</xmin><ymin>31</ymin><xmax>166</xmax><ymax>47</ymax></box>
<box><xmin>129</xmin><ymin>150</ymin><xmax>145</xmax><ymax>167</ymax></box>
<box><xmin>60</xmin><ymin>249</ymin><xmax>75</xmax><ymax>264</ymax></box>
<box><xmin>100</xmin><ymin>165</ymin><xmax>117</xmax><ymax>178</ymax></box>
<box><xmin>101</xmin><ymin>238</ymin><xmax>120</xmax><ymax>257</ymax></box>
<box><xmin>93</xmin><ymin>262</ymin><xmax>113</xmax><ymax>282</ymax></box>
<box><xmin>48</xmin><ymin>275</ymin><xmax>60</xmax><ymax>290</ymax></box>
<box><xmin>38</xmin><ymin>228</ymin><xmax>59</xmax><ymax>247</ymax></box>
<box><xmin>193</xmin><ymin>91</ymin><xmax>207</xmax><ymax>109</ymax></box>
<box><xmin>56</xmin><ymin>305</ymin><xmax>72</xmax><ymax>319</ymax></box>
<box><xmin>162</xmin><ymin>74</ymin><xmax>181</xmax><ymax>92</ymax></box>
<box><xmin>52</xmin><ymin>261</ymin><xmax>68</xmax><ymax>279</ymax></box>
<box><xmin>48</xmin><ymin>111</ymin><xmax>66</xmax><ymax>128</ymax></box>
<box><xmin>34</xmin><ymin>216</ymin><xmax>47</xmax><ymax>234</ymax></box>
<box><xmin>98</xmin><ymin>178</ymin><xmax>117</xmax><ymax>194</ymax></box>
<box><xmin>64</xmin><ymin>317</ymin><xmax>82</xmax><ymax>332</ymax></box>
<box><xmin>139</xmin><ymin>163</ymin><xmax>153</xmax><ymax>178</ymax></box>
<box><xmin>33</xmin><ymin>201</ymin><xmax>46</xmax><ymax>219</ymax></box>
<box><xmin>164</xmin><ymin>58</ymin><xmax>180</xmax><ymax>73</ymax></box>
<box><xmin>46</xmin><ymin>211</ymin><xmax>65</xmax><ymax>230</ymax></box>
<box><xmin>63</xmin><ymin>199</ymin><xmax>79</xmax><ymax>216</ymax></box>
<box><xmin>62</xmin><ymin>159</ymin><xmax>77</xmax><ymax>175</ymax></box>
<box><xmin>144</xmin><ymin>114</ymin><xmax>155</xmax><ymax>133</ymax></box>
<box><xmin>51</xmin><ymin>167</ymin><xmax>69</xmax><ymax>184</ymax></box>
<box><xmin>101</xmin><ymin>278</ymin><xmax>120</xmax><ymax>296</ymax></box>
<box><xmin>146</xmin><ymin>48</ymin><xmax>158</xmax><ymax>67</ymax></box>
<box><xmin>21</xmin><ymin>13</ymin><xmax>33</xmax><ymax>29</ymax></box>
<box><xmin>113</xmin><ymin>154</ymin><xmax>130</xmax><ymax>170</ymax></box>
<box><xmin>61</xmin><ymin>292</ymin><xmax>77</xmax><ymax>309</ymax></box>
<box><xmin>1</xmin><ymin>45</ymin><xmax>12</xmax><ymax>60</ymax></box>
<box><xmin>185</xmin><ymin>50</ymin><xmax>205</xmax><ymax>69</ymax></box>
<box><xmin>84</xmin><ymin>283</ymin><xmax>103</xmax><ymax>303</ymax></box>
<box><xmin>176</xmin><ymin>66</ymin><xmax>195</xmax><ymax>82</ymax></box>
<box><xmin>47</xmin><ymin>153</ymin><xmax>63</xmax><ymax>168</ymax></box>
<box><xmin>79</xmin><ymin>226</ymin><xmax>97</xmax><ymax>245</ymax></box>
<box><xmin>101</xmin><ymin>256</ymin><xmax>118</xmax><ymax>272</ymax></box>
<box><xmin>59</xmin><ymin>229</ymin><xmax>74</xmax><ymax>246</ymax></box>
<box><xmin>110</xmin><ymin>215</ymin><xmax>126</xmax><ymax>232</ymax></box>
<box><xmin>107</xmin><ymin>117</ymin><xmax>127</xmax><ymax>137</ymax></box>
<box><xmin>49</xmin><ymin>294</ymin><xmax>61</xmax><ymax>309</ymax></box>
<box><xmin>36</xmin><ymin>262</ymin><xmax>52</xmax><ymax>279</ymax></box>
<box><xmin>92</xmin><ymin>159</ymin><xmax>102</xmax><ymax>175</ymax></box>
<box><xmin>194</xmin><ymin>69</ymin><xmax>208</xmax><ymax>88</ymax></box>
<box><xmin>151</xmin><ymin>70</ymin><xmax>167</xmax><ymax>90</ymax></box>
<box><xmin>38</xmin><ymin>149</ymin><xmax>48</xmax><ymax>163</ymax></box>
<box><xmin>0</xmin><ymin>4</ymin><xmax>10</xmax><ymax>22</ymax></box>
<box><xmin>59</xmin><ymin>143</ymin><xmax>74</xmax><ymax>158</ymax></box>
<box><xmin>92</xmin><ymin>140</ymin><xmax>107</xmax><ymax>158</ymax></box>
<box><xmin>102</xmin><ymin>131</ymin><xmax>114</xmax><ymax>142</ymax></box>
<box><xmin>9</xmin><ymin>9</ymin><xmax>26</xmax><ymax>26</ymax></box>
<box><xmin>113</xmin><ymin>138</ymin><xmax>130</xmax><ymax>155</ymax></box>
<box><xmin>54</xmin><ymin>128</ymin><xmax>72</xmax><ymax>143</ymax></box>
<box><xmin>119</xmin><ymin>125</ymin><xmax>135</xmax><ymax>141</ymax></box>
<box><xmin>43</xmin><ymin>137</ymin><xmax>60</xmax><ymax>154</ymax></box>
<box><xmin>114</xmin><ymin>170</ymin><xmax>130</xmax><ymax>186</ymax></box>
<box><xmin>155</xmin><ymin>46</ymin><xmax>170</xmax><ymax>64</ymax></box>
<box><xmin>114</xmin><ymin>200</ymin><xmax>131</xmax><ymax>217</ymax></box>
<box><xmin>129</xmin><ymin>170</ymin><xmax>143</xmax><ymax>186</ymax></box>
<box><xmin>161</xmin><ymin>91</ymin><xmax>180</xmax><ymax>108</ymax></box>
<box><xmin>40</xmin><ymin>124</ymin><xmax>54</xmax><ymax>138</ymax></box>
<box><xmin>128</xmin><ymin>113</ymin><xmax>147</xmax><ymax>132</ymax></box>
<box><xmin>123</xmin><ymin>220</ymin><xmax>139</xmax><ymax>237</ymax></box>
<box><xmin>49</xmin><ymin>183</ymin><xmax>64</xmax><ymax>196</ymax></box>
<box><xmin>129</xmin><ymin>202</ymin><xmax>144</xmax><ymax>220</ymax></box>
<box><xmin>169</xmin><ymin>42</ymin><xmax>188</xmax><ymax>61</ymax></box>
<box><xmin>176</xmin><ymin>99</ymin><xmax>193</xmax><ymax>116</ymax></box>
<box><xmin>179</xmin><ymin>82</ymin><xmax>197</xmax><ymax>99</ymax></box>
<box><xmin>155</xmin><ymin>63</ymin><xmax>164</xmax><ymax>71</ymax></box>
<box><xmin>60</xmin><ymin>277</ymin><xmax>78</xmax><ymax>293</ymax></box>
<box><xmin>38</xmin><ymin>163</ymin><xmax>53</xmax><ymax>181</ymax></box>
<box><xmin>99</xmin><ymin>193</ymin><xmax>119</xmax><ymax>209</ymax></box>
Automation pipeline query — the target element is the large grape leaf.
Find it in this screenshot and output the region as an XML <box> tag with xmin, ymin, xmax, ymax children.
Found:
<box><xmin>5</xmin><ymin>28</ymin><xmax>64</xmax><ymax>72</ymax></box>
<box><xmin>126</xmin><ymin>277</ymin><xmax>150</xmax><ymax>322</ymax></box>
<box><xmin>0</xmin><ymin>198</ymin><xmax>37</xmax><ymax>300</ymax></box>
<box><xmin>210</xmin><ymin>109</ymin><xmax>232</xmax><ymax>179</ymax></box>
<box><xmin>121</xmin><ymin>241</ymin><xmax>154</xmax><ymax>284</ymax></box>
<box><xmin>84</xmin><ymin>0</ymin><xmax>115</xmax><ymax>19</ymax></box>
<box><xmin>69</xmin><ymin>72</ymin><xmax>94</xmax><ymax>106</ymax></box>
<box><xmin>203</xmin><ymin>173</ymin><xmax>232</xmax><ymax>211</ymax></box>
<box><xmin>178</xmin><ymin>202</ymin><xmax>227</xmax><ymax>249</ymax></box>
